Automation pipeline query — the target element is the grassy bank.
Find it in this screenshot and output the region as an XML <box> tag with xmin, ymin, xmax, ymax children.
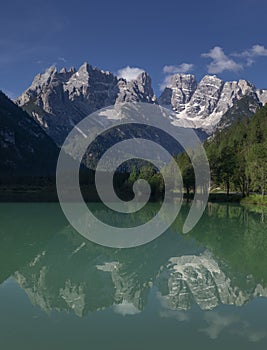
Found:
<box><xmin>0</xmin><ymin>185</ymin><xmax>266</xmax><ymax>205</ymax></box>
<box><xmin>183</xmin><ymin>192</ymin><xmax>267</xmax><ymax>205</ymax></box>
<box><xmin>240</xmin><ymin>194</ymin><xmax>267</xmax><ymax>206</ymax></box>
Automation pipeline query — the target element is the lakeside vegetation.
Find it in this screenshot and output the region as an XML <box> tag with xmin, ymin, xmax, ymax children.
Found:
<box><xmin>205</xmin><ymin>104</ymin><xmax>267</xmax><ymax>199</ymax></box>
<box><xmin>1</xmin><ymin>101</ymin><xmax>266</xmax><ymax>205</ymax></box>
<box><xmin>125</xmin><ymin>104</ymin><xmax>267</xmax><ymax>205</ymax></box>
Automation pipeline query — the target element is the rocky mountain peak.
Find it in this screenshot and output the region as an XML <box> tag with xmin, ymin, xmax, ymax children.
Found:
<box><xmin>168</xmin><ymin>73</ymin><xmax>197</xmax><ymax>88</ymax></box>
<box><xmin>69</xmin><ymin>67</ymin><xmax>76</xmax><ymax>74</ymax></box>
<box><xmin>133</xmin><ymin>71</ymin><xmax>155</xmax><ymax>100</ymax></box>
<box><xmin>76</xmin><ymin>61</ymin><xmax>93</xmax><ymax>76</ymax></box>
<box><xmin>135</xmin><ymin>71</ymin><xmax>149</xmax><ymax>83</ymax></box>
<box><xmin>33</xmin><ymin>65</ymin><xmax>57</xmax><ymax>85</ymax></box>
<box><xmin>158</xmin><ymin>73</ymin><xmax>197</xmax><ymax>111</ymax></box>
<box><xmin>115</xmin><ymin>71</ymin><xmax>156</xmax><ymax>104</ymax></box>
<box><xmin>184</xmin><ymin>74</ymin><xmax>225</xmax><ymax>118</ymax></box>
<box><xmin>17</xmin><ymin>62</ymin><xmax>157</xmax><ymax>144</ymax></box>
<box><xmin>159</xmin><ymin>73</ymin><xmax>267</xmax><ymax>133</ymax></box>
<box><xmin>60</xmin><ymin>67</ymin><xmax>67</xmax><ymax>74</ymax></box>
<box><xmin>200</xmin><ymin>74</ymin><xmax>223</xmax><ymax>83</ymax></box>
<box><xmin>44</xmin><ymin>65</ymin><xmax>57</xmax><ymax>77</ymax></box>
<box><xmin>237</xmin><ymin>79</ymin><xmax>255</xmax><ymax>94</ymax></box>
<box><xmin>16</xmin><ymin>61</ymin><xmax>267</xmax><ymax>143</ymax></box>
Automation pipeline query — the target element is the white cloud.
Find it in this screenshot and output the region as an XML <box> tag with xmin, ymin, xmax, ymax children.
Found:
<box><xmin>250</xmin><ymin>44</ymin><xmax>267</xmax><ymax>57</ymax></box>
<box><xmin>202</xmin><ymin>44</ymin><xmax>267</xmax><ymax>74</ymax></box>
<box><xmin>233</xmin><ymin>44</ymin><xmax>267</xmax><ymax>66</ymax></box>
<box><xmin>160</xmin><ymin>62</ymin><xmax>194</xmax><ymax>90</ymax></box>
<box><xmin>202</xmin><ymin>46</ymin><xmax>243</xmax><ymax>74</ymax></box>
<box><xmin>117</xmin><ymin>66</ymin><xmax>145</xmax><ymax>81</ymax></box>
<box><xmin>236</xmin><ymin>44</ymin><xmax>267</xmax><ymax>58</ymax></box>
<box><xmin>159</xmin><ymin>76</ymin><xmax>172</xmax><ymax>90</ymax></box>
<box><xmin>58</xmin><ymin>57</ymin><xmax>67</xmax><ymax>63</ymax></box>
<box><xmin>163</xmin><ymin>63</ymin><xmax>194</xmax><ymax>74</ymax></box>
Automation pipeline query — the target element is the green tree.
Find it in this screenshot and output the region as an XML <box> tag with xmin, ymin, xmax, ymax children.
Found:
<box><xmin>247</xmin><ymin>141</ymin><xmax>267</xmax><ymax>198</ymax></box>
<box><xmin>176</xmin><ymin>153</ymin><xmax>195</xmax><ymax>197</ymax></box>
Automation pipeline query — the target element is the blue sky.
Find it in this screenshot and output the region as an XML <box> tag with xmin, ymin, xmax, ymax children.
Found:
<box><xmin>1</xmin><ymin>0</ymin><xmax>267</xmax><ymax>98</ymax></box>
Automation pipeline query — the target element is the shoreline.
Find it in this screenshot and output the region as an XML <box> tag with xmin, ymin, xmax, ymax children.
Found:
<box><xmin>0</xmin><ymin>187</ymin><xmax>266</xmax><ymax>205</ymax></box>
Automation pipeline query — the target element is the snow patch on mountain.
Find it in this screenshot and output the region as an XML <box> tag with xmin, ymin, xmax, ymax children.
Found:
<box><xmin>17</xmin><ymin>63</ymin><xmax>267</xmax><ymax>143</ymax></box>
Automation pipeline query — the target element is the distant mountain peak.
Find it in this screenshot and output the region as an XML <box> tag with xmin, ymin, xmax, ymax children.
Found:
<box><xmin>158</xmin><ymin>73</ymin><xmax>197</xmax><ymax>112</ymax></box>
<box><xmin>16</xmin><ymin>62</ymin><xmax>267</xmax><ymax>143</ymax></box>
<box><xmin>159</xmin><ymin>73</ymin><xmax>267</xmax><ymax>133</ymax></box>
<box><xmin>17</xmin><ymin>62</ymin><xmax>156</xmax><ymax>144</ymax></box>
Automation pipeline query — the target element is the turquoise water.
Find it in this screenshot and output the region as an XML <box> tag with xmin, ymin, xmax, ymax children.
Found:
<box><xmin>0</xmin><ymin>203</ymin><xmax>267</xmax><ymax>349</ymax></box>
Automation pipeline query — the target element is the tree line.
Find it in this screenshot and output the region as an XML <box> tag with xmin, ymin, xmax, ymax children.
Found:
<box><xmin>126</xmin><ymin>104</ymin><xmax>267</xmax><ymax>199</ymax></box>
<box><xmin>204</xmin><ymin>104</ymin><xmax>267</xmax><ymax>197</ymax></box>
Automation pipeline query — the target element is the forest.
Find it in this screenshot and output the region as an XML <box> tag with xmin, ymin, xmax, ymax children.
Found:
<box><xmin>126</xmin><ymin>104</ymin><xmax>267</xmax><ymax>203</ymax></box>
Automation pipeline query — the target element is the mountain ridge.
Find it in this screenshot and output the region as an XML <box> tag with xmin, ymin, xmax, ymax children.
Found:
<box><xmin>17</xmin><ymin>62</ymin><xmax>267</xmax><ymax>145</ymax></box>
<box><xmin>159</xmin><ymin>73</ymin><xmax>267</xmax><ymax>133</ymax></box>
<box><xmin>17</xmin><ymin>63</ymin><xmax>156</xmax><ymax>144</ymax></box>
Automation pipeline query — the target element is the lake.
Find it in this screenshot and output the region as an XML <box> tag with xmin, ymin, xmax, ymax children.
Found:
<box><xmin>0</xmin><ymin>202</ymin><xmax>267</xmax><ymax>349</ymax></box>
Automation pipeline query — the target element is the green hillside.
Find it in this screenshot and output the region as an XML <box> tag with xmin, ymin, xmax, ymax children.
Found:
<box><xmin>205</xmin><ymin>104</ymin><xmax>267</xmax><ymax>198</ymax></box>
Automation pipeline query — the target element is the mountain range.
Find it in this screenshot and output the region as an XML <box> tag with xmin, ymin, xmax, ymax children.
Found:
<box><xmin>159</xmin><ymin>74</ymin><xmax>267</xmax><ymax>133</ymax></box>
<box><xmin>17</xmin><ymin>63</ymin><xmax>156</xmax><ymax>145</ymax></box>
<box><xmin>17</xmin><ymin>62</ymin><xmax>267</xmax><ymax>145</ymax></box>
<box><xmin>1</xmin><ymin>62</ymin><xmax>267</xmax><ymax>178</ymax></box>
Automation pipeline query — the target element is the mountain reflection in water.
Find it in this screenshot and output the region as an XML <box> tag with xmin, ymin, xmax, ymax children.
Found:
<box><xmin>1</xmin><ymin>202</ymin><xmax>267</xmax><ymax>318</ymax></box>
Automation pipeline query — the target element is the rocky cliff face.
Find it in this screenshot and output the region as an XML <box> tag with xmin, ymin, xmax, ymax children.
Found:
<box><xmin>17</xmin><ymin>63</ymin><xmax>156</xmax><ymax>145</ymax></box>
<box><xmin>116</xmin><ymin>72</ymin><xmax>156</xmax><ymax>104</ymax></box>
<box><xmin>158</xmin><ymin>74</ymin><xmax>197</xmax><ymax>111</ymax></box>
<box><xmin>160</xmin><ymin>74</ymin><xmax>267</xmax><ymax>133</ymax></box>
<box><xmin>17</xmin><ymin>64</ymin><xmax>267</xmax><ymax>143</ymax></box>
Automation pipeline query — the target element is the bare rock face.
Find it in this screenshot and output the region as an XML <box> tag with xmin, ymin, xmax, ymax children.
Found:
<box><xmin>257</xmin><ymin>88</ymin><xmax>267</xmax><ymax>105</ymax></box>
<box><xmin>159</xmin><ymin>74</ymin><xmax>267</xmax><ymax>133</ymax></box>
<box><xmin>158</xmin><ymin>74</ymin><xmax>197</xmax><ymax>112</ymax></box>
<box><xmin>181</xmin><ymin>75</ymin><xmax>225</xmax><ymax>119</ymax></box>
<box><xmin>17</xmin><ymin>63</ymin><xmax>156</xmax><ymax>145</ymax></box>
<box><xmin>17</xmin><ymin>63</ymin><xmax>267</xmax><ymax>143</ymax></box>
<box><xmin>116</xmin><ymin>72</ymin><xmax>156</xmax><ymax>104</ymax></box>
